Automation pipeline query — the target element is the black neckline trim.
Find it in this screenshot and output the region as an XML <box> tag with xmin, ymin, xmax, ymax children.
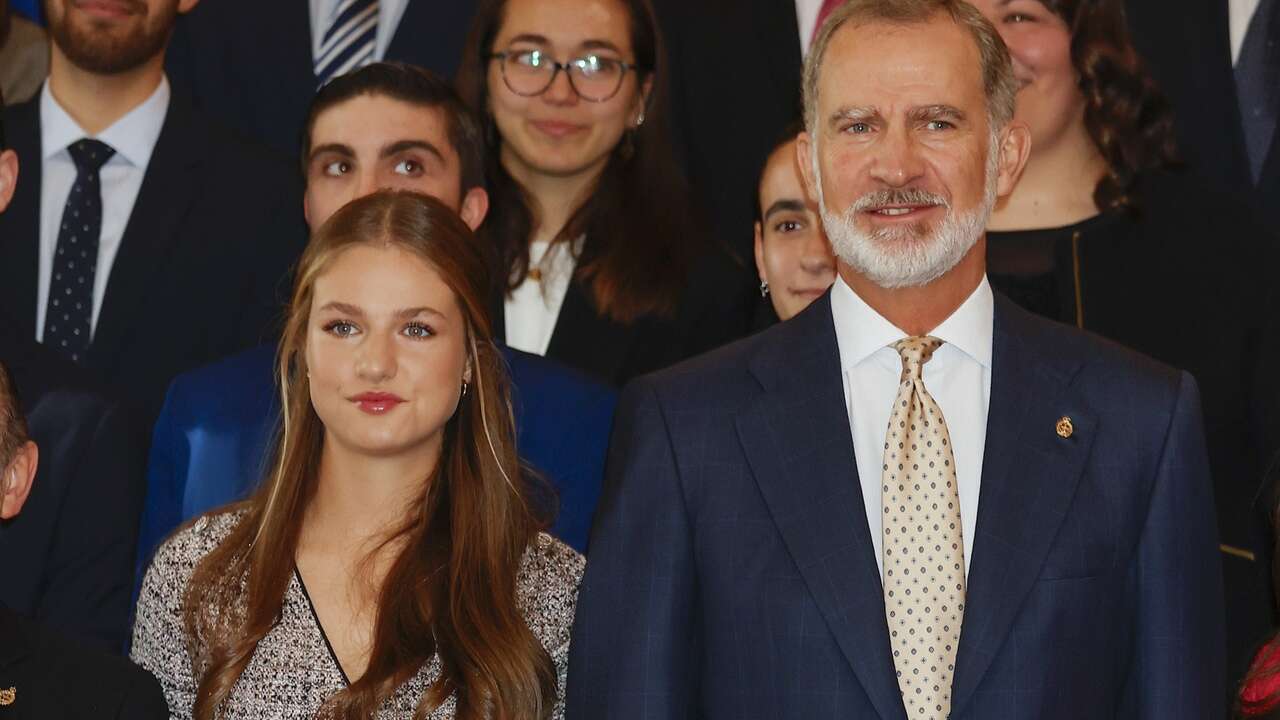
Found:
<box><xmin>292</xmin><ymin>564</ymin><xmax>353</xmax><ymax>687</ymax></box>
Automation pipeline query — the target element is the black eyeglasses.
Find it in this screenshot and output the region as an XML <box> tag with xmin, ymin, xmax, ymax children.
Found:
<box><xmin>489</xmin><ymin>49</ymin><xmax>642</xmax><ymax>102</ymax></box>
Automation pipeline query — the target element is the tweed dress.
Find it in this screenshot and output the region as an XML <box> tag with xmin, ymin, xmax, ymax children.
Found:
<box><xmin>131</xmin><ymin>511</ymin><xmax>584</xmax><ymax>719</ymax></box>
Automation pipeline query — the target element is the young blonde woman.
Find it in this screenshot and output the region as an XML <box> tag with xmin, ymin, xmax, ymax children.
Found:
<box><xmin>131</xmin><ymin>190</ymin><xmax>583</xmax><ymax>719</ymax></box>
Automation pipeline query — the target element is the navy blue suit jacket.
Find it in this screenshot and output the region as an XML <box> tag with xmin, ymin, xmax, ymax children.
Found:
<box><xmin>135</xmin><ymin>343</ymin><xmax>615</xmax><ymax>578</ymax></box>
<box><xmin>567</xmin><ymin>291</ymin><xmax>1225</xmax><ymax>719</ymax></box>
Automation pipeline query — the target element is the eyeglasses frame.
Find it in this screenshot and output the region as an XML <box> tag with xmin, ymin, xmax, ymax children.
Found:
<box><xmin>488</xmin><ymin>50</ymin><xmax>645</xmax><ymax>103</ymax></box>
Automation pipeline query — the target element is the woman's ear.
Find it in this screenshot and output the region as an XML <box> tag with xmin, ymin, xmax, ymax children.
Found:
<box><xmin>1</xmin><ymin>441</ymin><xmax>38</xmax><ymax>520</ymax></box>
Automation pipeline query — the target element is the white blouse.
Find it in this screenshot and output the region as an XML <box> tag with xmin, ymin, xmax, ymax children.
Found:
<box><xmin>504</xmin><ymin>238</ymin><xmax>581</xmax><ymax>356</ymax></box>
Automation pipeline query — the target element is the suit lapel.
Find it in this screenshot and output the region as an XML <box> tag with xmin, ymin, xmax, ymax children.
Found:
<box><xmin>735</xmin><ymin>295</ymin><xmax>907</xmax><ymax>720</ymax></box>
<box><xmin>949</xmin><ymin>297</ymin><xmax>1097</xmax><ymax>713</ymax></box>
<box><xmin>0</xmin><ymin>100</ymin><xmax>43</xmax><ymax>343</ymax></box>
<box><xmin>544</xmin><ymin>279</ymin><xmax>638</xmax><ymax>385</ymax></box>
<box><xmin>87</xmin><ymin>98</ymin><xmax>203</xmax><ymax>372</ymax></box>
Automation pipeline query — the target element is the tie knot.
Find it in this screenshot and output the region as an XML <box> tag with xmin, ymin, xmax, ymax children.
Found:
<box><xmin>67</xmin><ymin>139</ymin><xmax>115</xmax><ymax>173</ymax></box>
<box><xmin>892</xmin><ymin>336</ymin><xmax>943</xmax><ymax>379</ymax></box>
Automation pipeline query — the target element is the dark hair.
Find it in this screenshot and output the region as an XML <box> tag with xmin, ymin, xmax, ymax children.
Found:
<box><xmin>0</xmin><ymin>81</ymin><xmax>7</xmax><ymax>151</ymax></box>
<box><xmin>0</xmin><ymin>0</ymin><xmax>11</xmax><ymax>55</ymax></box>
<box><xmin>184</xmin><ymin>190</ymin><xmax>556</xmax><ymax>720</ymax></box>
<box><xmin>1038</xmin><ymin>0</ymin><xmax>1178</xmax><ymax>213</ymax></box>
<box><xmin>0</xmin><ymin>360</ymin><xmax>28</xmax><ymax>467</ymax></box>
<box><xmin>753</xmin><ymin>120</ymin><xmax>806</xmax><ymax>224</ymax></box>
<box><xmin>457</xmin><ymin>0</ymin><xmax>694</xmax><ymax>323</ymax></box>
<box><xmin>301</xmin><ymin>62</ymin><xmax>487</xmax><ymax>196</ymax></box>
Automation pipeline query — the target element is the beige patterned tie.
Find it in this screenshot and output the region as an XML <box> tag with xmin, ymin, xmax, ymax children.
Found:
<box><xmin>881</xmin><ymin>336</ymin><xmax>965</xmax><ymax>719</ymax></box>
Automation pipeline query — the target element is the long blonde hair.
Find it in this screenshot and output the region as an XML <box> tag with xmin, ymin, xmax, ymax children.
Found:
<box><xmin>183</xmin><ymin>190</ymin><xmax>556</xmax><ymax>719</ymax></box>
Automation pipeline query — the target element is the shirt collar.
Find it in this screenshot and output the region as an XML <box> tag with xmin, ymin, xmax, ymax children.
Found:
<box><xmin>40</xmin><ymin>76</ymin><xmax>171</xmax><ymax>169</ymax></box>
<box><xmin>830</xmin><ymin>272</ymin><xmax>994</xmax><ymax>370</ymax></box>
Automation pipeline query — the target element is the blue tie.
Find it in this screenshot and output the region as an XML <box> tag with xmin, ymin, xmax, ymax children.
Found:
<box><xmin>1236</xmin><ymin>0</ymin><xmax>1279</xmax><ymax>183</ymax></box>
<box><xmin>315</xmin><ymin>0</ymin><xmax>380</xmax><ymax>87</ymax></box>
<box><xmin>45</xmin><ymin>139</ymin><xmax>114</xmax><ymax>364</ymax></box>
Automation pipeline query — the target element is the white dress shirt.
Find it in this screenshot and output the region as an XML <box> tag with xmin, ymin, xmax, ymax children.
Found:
<box><xmin>504</xmin><ymin>238</ymin><xmax>579</xmax><ymax>356</ymax></box>
<box><xmin>1230</xmin><ymin>0</ymin><xmax>1264</xmax><ymax>65</ymax></box>
<box><xmin>830</xmin><ymin>274</ymin><xmax>993</xmax><ymax>578</ymax></box>
<box><xmin>795</xmin><ymin>0</ymin><xmax>827</xmax><ymax>56</ymax></box>
<box><xmin>37</xmin><ymin>78</ymin><xmax>170</xmax><ymax>342</ymax></box>
<box><xmin>309</xmin><ymin>0</ymin><xmax>410</xmax><ymax>64</ymax></box>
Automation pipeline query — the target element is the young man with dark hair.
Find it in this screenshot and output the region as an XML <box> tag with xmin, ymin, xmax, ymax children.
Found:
<box><xmin>136</xmin><ymin>64</ymin><xmax>617</xmax><ymax>590</ymax></box>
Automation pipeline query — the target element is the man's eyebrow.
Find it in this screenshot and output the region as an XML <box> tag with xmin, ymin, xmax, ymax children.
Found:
<box><xmin>381</xmin><ymin>140</ymin><xmax>447</xmax><ymax>165</ymax></box>
<box><xmin>308</xmin><ymin>143</ymin><xmax>354</xmax><ymax>163</ymax></box>
<box><xmin>764</xmin><ymin>198</ymin><xmax>807</xmax><ymax>220</ymax></box>
<box><xmin>910</xmin><ymin>104</ymin><xmax>966</xmax><ymax>122</ymax></box>
<box><xmin>829</xmin><ymin>106</ymin><xmax>880</xmax><ymax>125</ymax></box>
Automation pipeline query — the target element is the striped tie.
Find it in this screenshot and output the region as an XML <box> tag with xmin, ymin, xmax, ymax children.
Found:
<box><xmin>315</xmin><ymin>0</ymin><xmax>380</xmax><ymax>87</ymax></box>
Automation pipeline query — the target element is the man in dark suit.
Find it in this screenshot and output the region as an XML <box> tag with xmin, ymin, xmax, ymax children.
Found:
<box><xmin>0</xmin><ymin>360</ymin><xmax>167</xmax><ymax>718</ymax></box>
<box><xmin>165</xmin><ymin>0</ymin><xmax>478</xmax><ymax>159</ymax></box>
<box><xmin>0</xmin><ymin>0</ymin><xmax>306</xmax><ymax>429</ymax></box>
<box><xmin>0</xmin><ymin>82</ymin><xmax>148</xmax><ymax>654</ymax></box>
<box><xmin>567</xmin><ymin>1</ymin><xmax>1225</xmax><ymax>717</ymax></box>
<box><xmin>135</xmin><ymin>65</ymin><xmax>616</xmax><ymax>588</ymax></box>
<box><xmin>1125</xmin><ymin>0</ymin><xmax>1280</xmax><ymax>230</ymax></box>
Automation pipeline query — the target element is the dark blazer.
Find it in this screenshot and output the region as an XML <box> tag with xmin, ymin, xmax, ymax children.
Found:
<box><xmin>567</xmin><ymin>291</ymin><xmax>1225</xmax><ymax>719</ymax></box>
<box><xmin>165</xmin><ymin>0</ymin><xmax>479</xmax><ymax>158</ymax></box>
<box><xmin>135</xmin><ymin>342</ymin><xmax>616</xmax><ymax>581</ymax></box>
<box><xmin>0</xmin><ymin>93</ymin><xmax>307</xmax><ymax>428</ymax></box>
<box><xmin>653</xmin><ymin>0</ymin><xmax>802</xmax><ymax>263</ymax></box>
<box><xmin>498</xmin><ymin>249</ymin><xmax>756</xmax><ymax>388</ymax></box>
<box><xmin>1125</xmin><ymin>0</ymin><xmax>1280</xmax><ymax>229</ymax></box>
<box><xmin>0</xmin><ymin>605</ymin><xmax>167</xmax><ymax>719</ymax></box>
<box><xmin>0</xmin><ymin>320</ymin><xmax>147</xmax><ymax>653</ymax></box>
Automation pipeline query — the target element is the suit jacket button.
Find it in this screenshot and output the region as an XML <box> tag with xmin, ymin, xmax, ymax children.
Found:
<box><xmin>1056</xmin><ymin>416</ymin><xmax>1074</xmax><ymax>439</ymax></box>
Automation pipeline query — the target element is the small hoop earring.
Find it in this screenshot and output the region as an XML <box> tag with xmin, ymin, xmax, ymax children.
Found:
<box><xmin>760</xmin><ymin>280</ymin><xmax>770</xmax><ymax>298</ymax></box>
<box><xmin>636</xmin><ymin>109</ymin><xmax>646</xmax><ymax>128</ymax></box>
<box><xmin>461</xmin><ymin>381</ymin><xmax>470</xmax><ymax>398</ymax></box>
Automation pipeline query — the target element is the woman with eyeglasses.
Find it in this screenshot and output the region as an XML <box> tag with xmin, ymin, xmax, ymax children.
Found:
<box><xmin>458</xmin><ymin>0</ymin><xmax>752</xmax><ymax>387</ymax></box>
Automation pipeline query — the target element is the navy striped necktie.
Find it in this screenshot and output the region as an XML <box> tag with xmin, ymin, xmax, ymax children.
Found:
<box><xmin>315</xmin><ymin>0</ymin><xmax>380</xmax><ymax>87</ymax></box>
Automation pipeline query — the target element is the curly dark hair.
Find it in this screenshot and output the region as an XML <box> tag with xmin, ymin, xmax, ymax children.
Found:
<box><xmin>1039</xmin><ymin>0</ymin><xmax>1179</xmax><ymax>214</ymax></box>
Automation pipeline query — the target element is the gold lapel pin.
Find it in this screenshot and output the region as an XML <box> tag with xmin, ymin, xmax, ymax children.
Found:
<box><xmin>1056</xmin><ymin>416</ymin><xmax>1074</xmax><ymax>439</ymax></box>
<box><xmin>0</xmin><ymin>686</ymin><xmax>15</xmax><ymax>706</ymax></box>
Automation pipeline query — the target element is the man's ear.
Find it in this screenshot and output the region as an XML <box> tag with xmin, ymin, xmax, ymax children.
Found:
<box><xmin>994</xmin><ymin>121</ymin><xmax>1033</xmax><ymax>199</ymax></box>
<box><xmin>1</xmin><ymin>441</ymin><xmax>38</xmax><ymax>520</ymax></box>
<box><xmin>459</xmin><ymin>187</ymin><xmax>489</xmax><ymax>231</ymax></box>
<box><xmin>0</xmin><ymin>149</ymin><xmax>19</xmax><ymax>215</ymax></box>
<box><xmin>795</xmin><ymin>132</ymin><xmax>819</xmax><ymax>202</ymax></box>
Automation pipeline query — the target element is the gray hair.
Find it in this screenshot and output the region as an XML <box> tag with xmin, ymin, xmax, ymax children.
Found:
<box><xmin>802</xmin><ymin>0</ymin><xmax>1018</xmax><ymax>136</ymax></box>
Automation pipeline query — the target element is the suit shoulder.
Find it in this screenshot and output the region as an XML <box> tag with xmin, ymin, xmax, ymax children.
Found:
<box><xmin>626</xmin><ymin>319</ymin><xmax>785</xmax><ymax>404</ymax></box>
<box><xmin>503</xmin><ymin>348</ymin><xmax>617</xmax><ymax>408</ymax></box>
<box><xmin>1002</xmin><ymin>299</ymin><xmax>1186</xmax><ymax>400</ymax></box>
<box><xmin>19</xmin><ymin>617</ymin><xmax>168</xmax><ymax>717</ymax></box>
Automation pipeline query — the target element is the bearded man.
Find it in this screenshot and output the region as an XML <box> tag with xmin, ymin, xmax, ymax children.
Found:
<box><xmin>565</xmin><ymin>0</ymin><xmax>1225</xmax><ymax>718</ymax></box>
<box><xmin>0</xmin><ymin>0</ymin><xmax>305</xmax><ymax>432</ymax></box>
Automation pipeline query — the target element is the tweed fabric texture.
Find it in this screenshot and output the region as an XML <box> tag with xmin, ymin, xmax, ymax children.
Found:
<box><xmin>132</xmin><ymin>510</ymin><xmax>583</xmax><ymax>719</ymax></box>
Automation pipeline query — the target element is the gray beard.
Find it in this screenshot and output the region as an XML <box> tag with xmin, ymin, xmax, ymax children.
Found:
<box><xmin>815</xmin><ymin>139</ymin><xmax>1000</xmax><ymax>290</ymax></box>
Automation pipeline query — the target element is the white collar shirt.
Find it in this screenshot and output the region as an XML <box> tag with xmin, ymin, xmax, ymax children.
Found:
<box><xmin>829</xmin><ymin>273</ymin><xmax>994</xmax><ymax>577</ymax></box>
<box><xmin>36</xmin><ymin>78</ymin><xmax>170</xmax><ymax>342</ymax></box>
<box><xmin>1230</xmin><ymin>0</ymin><xmax>1264</xmax><ymax>65</ymax></box>
<box><xmin>309</xmin><ymin>0</ymin><xmax>410</xmax><ymax>65</ymax></box>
